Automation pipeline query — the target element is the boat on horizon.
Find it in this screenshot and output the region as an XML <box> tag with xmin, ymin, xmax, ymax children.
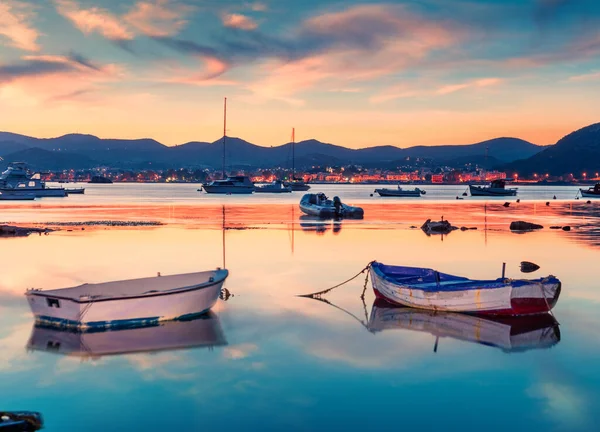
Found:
<box><xmin>580</xmin><ymin>183</ymin><xmax>600</xmax><ymax>198</ymax></box>
<box><xmin>469</xmin><ymin>179</ymin><xmax>518</xmax><ymax>197</ymax></box>
<box><xmin>0</xmin><ymin>162</ymin><xmax>68</xmax><ymax>197</ymax></box>
<box><xmin>369</xmin><ymin>261</ymin><xmax>561</xmax><ymax>316</ymax></box>
<box><xmin>27</xmin><ymin>311</ymin><xmax>226</xmax><ymax>358</ymax></box>
<box><xmin>299</xmin><ymin>193</ymin><xmax>364</xmax><ymax>219</ymax></box>
<box><xmin>254</xmin><ymin>179</ymin><xmax>292</xmax><ymax>193</ymax></box>
<box><xmin>202</xmin><ymin>98</ymin><xmax>254</xmax><ymax>195</ymax></box>
<box><xmin>375</xmin><ymin>185</ymin><xmax>426</xmax><ymax>197</ymax></box>
<box><xmin>25</xmin><ymin>269</ymin><xmax>228</xmax><ymax>330</ymax></box>
<box><xmin>368</xmin><ymin>298</ymin><xmax>560</xmax><ymax>353</ymax></box>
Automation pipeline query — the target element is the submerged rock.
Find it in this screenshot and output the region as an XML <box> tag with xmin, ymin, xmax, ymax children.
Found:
<box><xmin>562</xmin><ymin>226</ymin><xmax>571</xmax><ymax>231</ymax></box>
<box><xmin>0</xmin><ymin>225</ymin><xmax>53</xmax><ymax>237</ymax></box>
<box><xmin>510</xmin><ymin>221</ymin><xmax>544</xmax><ymax>231</ymax></box>
<box><xmin>421</xmin><ymin>219</ymin><xmax>458</xmax><ymax>235</ymax></box>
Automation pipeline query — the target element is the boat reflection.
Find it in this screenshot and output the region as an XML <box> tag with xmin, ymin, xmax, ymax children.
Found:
<box><xmin>368</xmin><ymin>299</ymin><xmax>560</xmax><ymax>353</ymax></box>
<box><xmin>26</xmin><ymin>312</ymin><xmax>227</xmax><ymax>358</ymax></box>
<box><xmin>299</xmin><ymin>215</ymin><xmax>342</xmax><ymax>235</ymax></box>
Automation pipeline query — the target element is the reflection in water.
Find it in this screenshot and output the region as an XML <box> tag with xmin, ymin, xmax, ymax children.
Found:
<box><xmin>299</xmin><ymin>215</ymin><xmax>342</xmax><ymax>235</ymax></box>
<box><xmin>26</xmin><ymin>312</ymin><xmax>226</xmax><ymax>358</ymax></box>
<box><xmin>368</xmin><ymin>299</ymin><xmax>561</xmax><ymax>353</ymax></box>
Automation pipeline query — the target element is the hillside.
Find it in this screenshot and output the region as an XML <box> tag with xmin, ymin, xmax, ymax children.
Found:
<box><xmin>505</xmin><ymin>123</ymin><xmax>600</xmax><ymax>176</ymax></box>
<box><xmin>0</xmin><ymin>131</ymin><xmax>546</xmax><ymax>171</ymax></box>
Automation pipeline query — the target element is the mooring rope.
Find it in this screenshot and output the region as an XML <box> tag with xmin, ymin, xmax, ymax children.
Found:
<box><xmin>297</xmin><ymin>261</ymin><xmax>374</xmax><ymax>299</ymax></box>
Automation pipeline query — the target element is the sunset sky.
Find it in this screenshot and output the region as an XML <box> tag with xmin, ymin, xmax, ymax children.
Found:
<box><xmin>1</xmin><ymin>0</ymin><xmax>600</xmax><ymax>148</ymax></box>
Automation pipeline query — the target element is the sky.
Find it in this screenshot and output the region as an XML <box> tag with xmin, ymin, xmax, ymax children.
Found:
<box><xmin>1</xmin><ymin>0</ymin><xmax>600</xmax><ymax>148</ymax></box>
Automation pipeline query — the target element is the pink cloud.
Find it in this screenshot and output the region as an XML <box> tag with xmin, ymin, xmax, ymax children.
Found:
<box><xmin>124</xmin><ymin>0</ymin><xmax>193</xmax><ymax>37</ymax></box>
<box><xmin>247</xmin><ymin>2</ymin><xmax>268</xmax><ymax>12</ymax></box>
<box><xmin>436</xmin><ymin>77</ymin><xmax>502</xmax><ymax>95</ymax></box>
<box><xmin>222</xmin><ymin>13</ymin><xmax>258</xmax><ymax>30</ymax></box>
<box><xmin>0</xmin><ymin>54</ymin><xmax>123</xmax><ymax>106</ymax></box>
<box><xmin>0</xmin><ymin>1</ymin><xmax>40</xmax><ymax>51</ymax></box>
<box><xmin>246</xmin><ymin>4</ymin><xmax>462</xmax><ymax>104</ymax></box>
<box><xmin>54</xmin><ymin>0</ymin><xmax>133</xmax><ymax>40</ymax></box>
<box><xmin>568</xmin><ymin>71</ymin><xmax>600</xmax><ymax>82</ymax></box>
<box><xmin>162</xmin><ymin>56</ymin><xmax>236</xmax><ymax>86</ymax></box>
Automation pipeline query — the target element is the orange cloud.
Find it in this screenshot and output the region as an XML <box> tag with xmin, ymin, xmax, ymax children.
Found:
<box><xmin>0</xmin><ymin>0</ymin><xmax>40</xmax><ymax>51</ymax></box>
<box><xmin>54</xmin><ymin>0</ymin><xmax>133</xmax><ymax>40</ymax></box>
<box><xmin>222</xmin><ymin>13</ymin><xmax>258</xmax><ymax>30</ymax></box>
<box><xmin>124</xmin><ymin>0</ymin><xmax>193</xmax><ymax>37</ymax></box>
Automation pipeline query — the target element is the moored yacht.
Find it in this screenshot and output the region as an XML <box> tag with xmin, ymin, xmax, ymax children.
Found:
<box><xmin>203</xmin><ymin>175</ymin><xmax>255</xmax><ymax>194</ymax></box>
<box><xmin>255</xmin><ymin>179</ymin><xmax>292</xmax><ymax>193</ymax></box>
<box><xmin>469</xmin><ymin>179</ymin><xmax>517</xmax><ymax>197</ymax></box>
<box><xmin>0</xmin><ymin>163</ymin><xmax>68</xmax><ymax>197</ymax></box>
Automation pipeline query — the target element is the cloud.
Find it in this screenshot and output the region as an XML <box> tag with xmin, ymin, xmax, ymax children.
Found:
<box><xmin>246</xmin><ymin>2</ymin><xmax>267</xmax><ymax>12</ymax></box>
<box><xmin>54</xmin><ymin>0</ymin><xmax>133</xmax><ymax>40</ymax></box>
<box><xmin>436</xmin><ymin>77</ymin><xmax>503</xmax><ymax>95</ymax></box>
<box><xmin>223</xmin><ymin>343</ymin><xmax>258</xmax><ymax>360</ymax></box>
<box><xmin>222</xmin><ymin>13</ymin><xmax>258</xmax><ymax>30</ymax></box>
<box><xmin>568</xmin><ymin>71</ymin><xmax>600</xmax><ymax>81</ymax></box>
<box><xmin>0</xmin><ymin>54</ymin><xmax>122</xmax><ymax>106</ymax></box>
<box><xmin>0</xmin><ymin>0</ymin><xmax>40</xmax><ymax>52</ymax></box>
<box><xmin>124</xmin><ymin>0</ymin><xmax>193</xmax><ymax>37</ymax></box>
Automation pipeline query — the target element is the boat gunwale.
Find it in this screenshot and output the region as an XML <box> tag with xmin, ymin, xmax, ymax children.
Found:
<box><xmin>26</xmin><ymin>270</ymin><xmax>228</xmax><ymax>304</ymax></box>
<box><xmin>371</xmin><ymin>262</ymin><xmax>557</xmax><ymax>292</ymax></box>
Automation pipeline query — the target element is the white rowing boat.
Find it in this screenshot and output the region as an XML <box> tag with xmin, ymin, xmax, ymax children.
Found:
<box><xmin>25</xmin><ymin>269</ymin><xmax>228</xmax><ymax>330</ymax></box>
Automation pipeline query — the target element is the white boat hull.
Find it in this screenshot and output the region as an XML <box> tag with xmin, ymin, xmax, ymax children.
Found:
<box><xmin>469</xmin><ymin>185</ymin><xmax>517</xmax><ymax>196</ymax></box>
<box><xmin>26</xmin><ymin>270</ymin><xmax>227</xmax><ymax>329</ymax></box>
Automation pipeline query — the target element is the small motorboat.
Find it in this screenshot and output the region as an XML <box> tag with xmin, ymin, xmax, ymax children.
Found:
<box><xmin>469</xmin><ymin>179</ymin><xmax>518</xmax><ymax>197</ymax></box>
<box><xmin>0</xmin><ymin>191</ymin><xmax>35</xmax><ymax>201</ymax></box>
<box><xmin>580</xmin><ymin>183</ymin><xmax>600</xmax><ymax>198</ymax></box>
<box><xmin>0</xmin><ymin>412</ymin><xmax>43</xmax><ymax>431</ymax></box>
<box><xmin>368</xmin><ymin>298</ymin><xmax>560</xmax><ymax>353</ymax></box>
<box><xmin>254</xmin><ymin>180</ymin><xmax>292</xmax><ymax>193</ymax></box>
<box><xmin>375</xmin><ymin>185</ymin><xmax>425</xmax><ymax>197</ymax></box>
<box><xmin>25</xmin><ymin>269</ymin><xmax>228</xmax><ymax>330</ymax></box>
<box><xmin>299</xmin><ymin>193</ymin><xmax>364</xmax><ymax>219</ymax></box>
<box><xmin>65</xmin><ymin>187</ymin><xmax>85</xmax><ymax>194</ymax></box>
<box><xmin>369</xmin><ymin>261</ymin><xmax>561</xmax><ymax>316</ymax></box>
<box><xmin>27</xmin><ymin>311</ymin><xmax>226</xmax><ymax>357</ymax></box>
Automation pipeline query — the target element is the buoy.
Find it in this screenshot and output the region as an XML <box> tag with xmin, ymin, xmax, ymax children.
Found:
<box><xmin>546</xmin><ymin>202</ymin><xmax>550</xmax><ymax>206</ymax></box>
<box><xmin>553</xmin><ymin>195</ymin><xmax>557</xmax><ymax>199</ymax></box>
<box><xmin>370</xmin><ymin>194</ymin><xmax>373</xmax><ymax>197</ymax></box>
<box><xmin>503</xmin><ymin>202</ymin><xmax>510</xmax><ymax>207</ymax></box>
<box><xmin>587</xmin><ymin>200</ymin><xmax>592</xmax><ymax>204</ymax></box>
<box><xmin>462</xmin><ymin>192</ymin><xmax>468</xmax><ymax>196</ymax></box>
<box><xmin>516</xmin><ymin>199</ymin><xmax>520</xmax><ymax>203</ymax></box>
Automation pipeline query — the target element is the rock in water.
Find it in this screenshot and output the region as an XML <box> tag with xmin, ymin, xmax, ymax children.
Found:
<box><xmin>510</xmin><ymin>221</ymin><xmax>544</xmax><ymax>231</ymax></box>
<box><xmin>520</xmin><ymin>261</ymin><xmax>540</xmax><ymax>273</ymax></box>
<box><xmin>562</xmin><ymin>226</ymin><xmax>571</xmax><ymax>231</ymax></box>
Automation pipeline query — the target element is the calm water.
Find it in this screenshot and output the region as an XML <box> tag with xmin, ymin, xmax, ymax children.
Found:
<box><xmin>1</xmin><ymin>193</ymin><xmax>599</xmax><ymax>431</ymax></box>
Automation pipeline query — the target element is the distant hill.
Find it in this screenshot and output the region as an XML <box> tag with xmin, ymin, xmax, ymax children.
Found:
<box><xmin>0</xmin><ymin>148</ymin><xmax>96</xmax><ymax>171</ymax></box>
<box><xmin>505</xmin><ymin>123</ymin><xmax>600</xmax><ymax>176</ymax></box>
<box><xmin>0</xmin><ymin>131</ymin><xmax>546</xmax><ymax>171</ymax></box>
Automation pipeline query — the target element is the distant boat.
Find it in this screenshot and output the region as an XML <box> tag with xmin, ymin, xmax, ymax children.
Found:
<box><xmin>368</xmin><ymin>298</ymin><xmax>561</xmax><ymax>353</ymax></box>
<box><xmin>299</xmin><ymin>193</ymin><xmax>364</xmax><ymax>219</ymax></box>
<box><xmin>0</xmin><ymin>412</ymin><xmax>43</xmax><ymax>431</ymax></box>
<box><xmin>375</xmin><ymin>185</ymin><xmax>426</xmax><ymax>197</ymax></box>
<box><xmin>469</xmin><ymin>179</ymin><xmax>517</xmax><ymax>197</ymax></box>
<box><xmin>25</xmin><ymin>269</ymin><xmax>228</xmax><ymax>330</ymax></box>
<box><xmin>89</xmin><ymin>176</ymin><xmax>113</xmax><ymax>184</ymax></box>
<box><xmin>65</xmin><ymin>188</ymin><xmax>85</xmax><ymax>194</ymax></box>
<box><xmin>254</xmin><ymin>180</ymin><xmax>292</xmax><ymax>193</ymax></box>
<box><xmin>202</xmin><ymin>98</ymin><xmax>254</xmax><ymax>195</ymax></box>
<box><xmin>0</xmin><ymin>162</ymin><xmax>67</xmax><ymax>197</ymax></box>
<box><xmin>27</xmin><ymin>311</ymin><xmax>226</xmax><ymax>357</ymax></box>
<box><xmin>283</xmin><ymin>128</ymin><xmax>311</xmax><ymax>192</ymax></box>
<box><xmin>0</xmin><ymin>191</ymin><xmax>35</xmax><ymax>201</ymax></box>
<box><xmin>580</xmin><ymin>183</ymin><xmax>600</xmax><ymax>198</ymax></box>
<box><xmin>370</xmin><ymin>261</ymin><xmax>561</xmax><ymax>316</ymax></box>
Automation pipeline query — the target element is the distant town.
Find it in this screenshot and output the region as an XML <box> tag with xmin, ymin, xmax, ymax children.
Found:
<box><xmin>42</xmin><ymin>166</ymin><xmax>600</xmax><ymax>185</ymax></box>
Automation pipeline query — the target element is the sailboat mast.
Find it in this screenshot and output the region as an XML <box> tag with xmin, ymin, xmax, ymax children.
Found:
<box><xmin>222</xmin><ymin>97</ymin><xmax>227</xmax><ymax>179</ymax></box>
<box><xmin>292</xmin><ymin>127</ymin><xmax>295</xmax><ymax>180</ymax></box>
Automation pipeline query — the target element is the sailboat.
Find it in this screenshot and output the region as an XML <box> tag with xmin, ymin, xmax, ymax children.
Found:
<box><xmin>201</xmin><ymin>98</ymin><xmax>255</xmax><ymax>194</ymax></box>
<box><xmin>284</xmin><ymin>128</ymin><xmax>311</xmax><ymax>191</ymax></box>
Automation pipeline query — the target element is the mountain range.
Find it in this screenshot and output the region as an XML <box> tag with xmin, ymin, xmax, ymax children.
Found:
<box><xmin>504</xmin><ymin>123</ymin><xmax>600</xmax><ymax>176</ymax></box>
<box><xmin>0</xmin><ymin>131</ymin><xmax>546</xmax><ymax>172</ymax></box>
